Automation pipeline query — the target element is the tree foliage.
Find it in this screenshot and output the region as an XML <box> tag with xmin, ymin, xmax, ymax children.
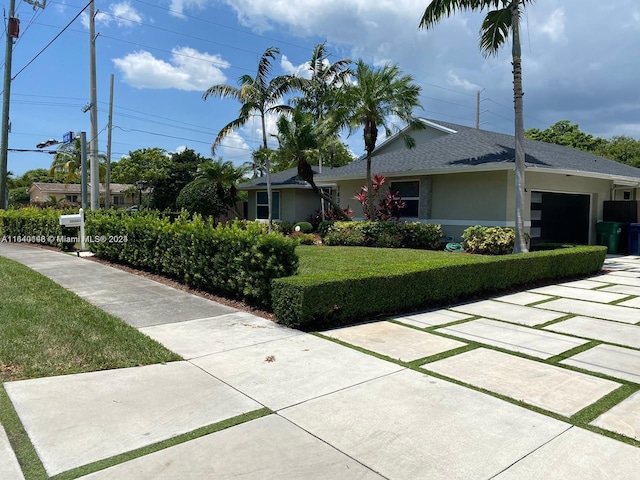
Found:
<box><xmin>110</xmin><ymin>148</ymin><xmax>171</xmax><ymax>185</ymax></box>
<box><xmin>151</xmin><ymin>149</ymin><xmax>209</xmax><ymax>211</ymax></box>
<box><xmin>49</xmin><ymin>138</ymin><xmax>106</xmax><ymax>183</ymax></box>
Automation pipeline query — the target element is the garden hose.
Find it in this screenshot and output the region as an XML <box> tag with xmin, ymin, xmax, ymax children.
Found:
<box><xmin>445</xmin><ymin>242</ymin><xmax>465</xmax><ymax>253</ymax></box>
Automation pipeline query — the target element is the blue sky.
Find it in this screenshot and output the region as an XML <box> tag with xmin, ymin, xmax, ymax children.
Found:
<box><xmin>3</xmin><ymin>0</ymin><xmax>640</xmax><ymax>176</ymax></box>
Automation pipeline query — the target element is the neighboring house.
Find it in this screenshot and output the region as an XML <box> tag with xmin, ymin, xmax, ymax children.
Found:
<box><xmin>28</xmin><ymin>182</ymin><xmax>137</xmax><ymax>208</ymax></box>
<box><xmin>238</xmin><ymin>167</ymin><xmax>335</xmax><ymax>224</ymax></box>
<box><xmin>243</xmin><ymin>118</ymin><xmax>640</xmax><ymax>245</ymax></box>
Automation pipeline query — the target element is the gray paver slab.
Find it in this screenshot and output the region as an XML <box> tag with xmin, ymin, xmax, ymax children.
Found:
<box><xmin>559</xmin><ymin>279</ymin><xmax>613</xmax><ymax>290</ymax></box>
<box><xmin>321</xmin><ymin>321</ymin><xmax>466</xmax><ymax>362</ymax></box>
<box><xmin>590</xmin><ymin>274</ymin><xmax>640</xmax><ymax>287</ymax></box>
<box><xmin>493</xmin><ymin>291</ymin><xmax>551</xmax><ymax>305</ymax></box>
<box><xmin>394</xmin><ymin>309</ymin><xmax>471</xmax><ymax>328</ymax></box>
<box><xmin>529</xmin><ymin>285</ymin><xmax>628</xmax><ymax>303</ymax></box>
<box><xmin>281</xmin><ymin>369</ymin><xmax>569</xmax><ymax>480</ymax></box>
<box><xmin>494</xmin><ymin>426</ymin><xmax>640</xmax><ymax>480</ymax></box>
<box><xmin>545</xmin><ymin>316</ymin><xmax>640</xmax><ymax>348</ymax></box>
<box><xmin>450</xmin><ymin>300</ymin><xmax>565</xmax><ymax>326</ymax></box>
<box><xmin>4</xmin><ymin>362</ymin><xmax>261</xmax><ymax>476</ymax></box>
<box><xmin>437</xmin><ymin>318</ymin><xmax>589</xmax><ymax>359</ymax></box>
<box><xmin>561</xmin><ymin>344</ymin><xmax>640</xmax><ymax>383</ymax></box>
<box><xmin>601</xmin><ymin>284</ymin><xmax>640</xmax><ymax>296</ymax></box>
<box><xmin>617</xmin><ymin>296</ymin><xmax>640</xmax><ymax>309</ymax></box>
<box><xmin>536</xmin><ymin>298</ymin><xmax>639</xmax><ymax>324</ymax></box>
<box><xmin>605</xmin><ymin>270</ymin><xmax>640</xmax><ymax>278</ymax></box>
<box><xmin>192</xmin><ymin>334</ymin><xmax>403</xmax><ymax>411</ymax></box>
<box><xmin>424</xmin><ymin>348</ymin><xmax>620</xmax><ymax>416</ymax></box>
<box><xmin>591</xmin><ymin>390</ymin><xmax>640</xmax><ymax>441</ymax></box>
<box><xmin>80</xmin><ymin>415</ymin><xmax>383</xmax><ymax>480</ymax></box>
<box><xmin>0</xmin><ymin>424</ymin><xmax>24</xmax><ymax>480</ymax></box>
<box><xmin>140</xmin><ymin>311</ymin><xmax>301</xmax><ymax>359</ymax></box>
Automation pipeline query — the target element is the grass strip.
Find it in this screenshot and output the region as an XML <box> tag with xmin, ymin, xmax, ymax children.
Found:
<box><xmin>0</xmin><ymin>385</ymin><xmax>47</xmax><ymax>479</ymax></box>
<box><xmin>571</xmin><ymin>384</ymin><xmax>639</xmax><ymax>425</ymax></box>
<box><xmin>546</xmin><ymin>341</ymin><xmax>601</xmax><ymax>364</ymax></box>
<box><xmin>52</xmin><ymin>408</ymin><xmax>273</xmax><ymax>480</ymax></box>
<box><xmin>0</xmin><ymin>256</ymin><xmax>181</xmax><ymax>382</ymax></box>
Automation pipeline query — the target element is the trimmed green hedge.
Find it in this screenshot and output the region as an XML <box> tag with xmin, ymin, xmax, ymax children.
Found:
<box><xmin>271</xmin><ymin>245</ymin><xmax>606</xmax><ymax>328</ymax></box>
<box><xmin>324</xmin><ymin>221</ymin><xmax>443</xmax><ymax>249</ymax></box>
<box><xmin>84</xmin><ymin>211</ymin><xmax>298</xmax><ymax>306</ymax></box>
<box><xmin>0</xmin><ymin>207</ymin><xmax>78</xmax><ymax>250</ymax></box>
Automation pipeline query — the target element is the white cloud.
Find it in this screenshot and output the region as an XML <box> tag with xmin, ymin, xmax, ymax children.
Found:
<box><xmin>533</xmin><ymin>8</ymin><xmax>566</xmax><ymax>43</ymax></box>
<box><xmin>447</xmin><ymin>71</ymin><xmax>481</xmax><ymax>91</ymax></box>
<box><xmin>174</xmin><ymin>145</ymin><xmax>187</xmax><ymax>154</ymax></box>
<box><xmin>169</xmin><ymin>0</ymin><xmax>210</xmax><ymax>19</ymax></box>
<box><xmin>280</xmin><ymin>55</ymin><xmax>312</xmax><ymax>79</ymax></box>
<box><xmin>112</xmin><ymin>47</ymin><xmax>229</xmax><ymax>91</ymax></box>
<box><xmin>219</xmin><ymin>131</ymin><xmax>251</xmax><ymax>159</ymax></box>
<box><xmin>81</xmin><ymin>2</ymin><xmax>143</xmax><ymax>29</ymax></box>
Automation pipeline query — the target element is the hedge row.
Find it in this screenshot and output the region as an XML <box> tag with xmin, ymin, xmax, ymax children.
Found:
<box><xmin>0</xmin><ymin>207</ymin><xmax>79</xmax><ymax>250</ymax></box>
<box><xmin>84</xmin><ymin>211</ymin><xmax>298</xmax><ymax>306</ymax></box>
<box><xmin>324</xmin><ymin>221</ymin><xmax>443</xmax><ymax>250</ymax></box>
<box><xmin>271</xmin><ymin>245</ymin><xmax>607</xmax><ymax>328</ymax></box>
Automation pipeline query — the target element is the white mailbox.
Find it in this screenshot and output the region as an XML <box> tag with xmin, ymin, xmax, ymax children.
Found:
<box><xmin>59</xmin><ymin>214</ymin><xmax>82</xmax><ymax>226</ymax></box>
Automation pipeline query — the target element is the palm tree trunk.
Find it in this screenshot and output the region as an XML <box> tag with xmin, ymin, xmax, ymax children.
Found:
<box><xmin>261</xmin><ymin>112</ymin><xmax>273</xmax><ymax>233</ymax></box>
<box><xmin>364</xmin><ymin>121</ymin><xmax>377</xmax><ymax>220</ymax></box>
<box><xmin>511</xmin><ymin>1</ymin><xmax>528</xmax><ymax>253</ymax></box>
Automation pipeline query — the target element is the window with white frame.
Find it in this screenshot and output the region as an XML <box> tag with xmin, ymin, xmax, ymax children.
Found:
<box><xmin>256</xmin><ymin>191</ymin><xmax>280</xmax><ymax>220</ymax></box>
<box><xmin>390</xmin><ymin>180</ymin><xmax>419</xmax><ymax>217</ymax></box>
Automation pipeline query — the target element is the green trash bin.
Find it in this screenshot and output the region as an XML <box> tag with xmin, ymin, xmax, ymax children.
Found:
<box><xmin>596</xmin><ymin>221</ymin><xmax>624</xmax><ymax>254</ymax></box>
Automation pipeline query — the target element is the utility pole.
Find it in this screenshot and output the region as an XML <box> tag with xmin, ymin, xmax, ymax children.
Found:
<box><xmin>80</xmin><ymin>132</ymin><xmax>88</xmax><ymax>209</ymax></box>
<box><xmin>105</xmin><ymin>74</ymin><xmax>114</xmax><ymax>209</ymax></box>
<box><xmin>89</xmin><ymin>1</ymin><xmax>99</xmax><ymax>210</ymax></box>
<box><xmin>0</xmin><ymin>0</ymin><xmax>18</xmax><ymax>209</ymax></box>
<box><xmin>475</xmin><ymin>89</ymin><xmax>487</xmax><ymax>129</ymax></box>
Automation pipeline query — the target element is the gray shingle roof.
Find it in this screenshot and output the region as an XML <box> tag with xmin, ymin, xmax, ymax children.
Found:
<box><xmin>317</xmin><ymin>119</ymin><xmax>640</xmax><ymax>182</ymax></box>
<box><xmin>238</xmin><ymin>166</ymin><xmax>322</xmax><ymax>189</ymax></box>
<box><xmin>29</xmin><ymin>182</ymin><xmax>135</xmax><ymax>194</ymax></box>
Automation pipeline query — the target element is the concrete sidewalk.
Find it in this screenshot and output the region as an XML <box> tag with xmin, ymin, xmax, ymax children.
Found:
<box><xmin>2</xmin><ymin>243</ymin><xmax>640</xmax><ymax>479</ymax></box>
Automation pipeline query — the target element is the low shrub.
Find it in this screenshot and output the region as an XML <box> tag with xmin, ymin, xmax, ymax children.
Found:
<box><xmin>294</xmin><ymin>221</ymin><xmax>313</xmax><ymax>234</ymax></box>
<box><xmin>279</xmin><ymin>221</ymin><xmax>294</xmax><ymax>235</ymax></box>
<box><xmin>271</xmin><ymin>245</ymin><xmax>606</xmax><ymax>329</ymax></box>
<box><xmin>324</xmin><ymin>221</ymin><xmax>442</xmax><ymax>250</ymax></box>
<box><xmin>462</xmin><ymin>225</ymin><xmax>526</xmax><ymax>255</ymax></box>
<box><xmin>290</xmin><ymin>232</ymin><xmax>317</xmax><ymax>245</ymax></box>
<box><xmin>317</xmin><ymin>220</ymin><xmax>335</xmax><ymax>239</ymax></box>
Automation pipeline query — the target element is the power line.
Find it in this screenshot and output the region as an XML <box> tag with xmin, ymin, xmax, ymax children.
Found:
<box><xmin>11</xmin><ymin>0</ymin><xmax>92</xmax><ymax>81</ymax></box>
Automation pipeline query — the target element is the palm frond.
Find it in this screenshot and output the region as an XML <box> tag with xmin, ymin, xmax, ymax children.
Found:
<box><xmin>480</xmin><ymin>7</ymin><xmax>512</xmax><ymax>56</ymax></box>
<box><xmin>203</xmin><ymin>84</ymin><xmax>241</xmax><ymax>101</ymax></box>
<box><xmin>256</xmin><ymin>47</ymin><xmax>279</xmax><ymax>89</ymax></box>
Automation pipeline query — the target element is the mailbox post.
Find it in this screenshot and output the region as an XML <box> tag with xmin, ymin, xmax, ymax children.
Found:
<box><xmin>59</xmin><ymin>208</ymin><xmax>85</xmax><ymax>251</ymax></box>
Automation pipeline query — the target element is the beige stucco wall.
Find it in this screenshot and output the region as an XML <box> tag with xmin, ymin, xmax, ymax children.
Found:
<box><xmin>247</xmin><ymin>188</ymin><xmax>321</xmax><ymax>223</ymax></box>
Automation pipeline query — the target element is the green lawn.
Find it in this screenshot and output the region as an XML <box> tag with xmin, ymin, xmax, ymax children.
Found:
<box><xmin>0</xmin><ymin>256</ymin><xmax>180</xmax><ymax>383</ymax></box>
<box><xmin>296</xmin><ymin>244</ymin><xmax>488</xmax><ymax>275</ymax></box>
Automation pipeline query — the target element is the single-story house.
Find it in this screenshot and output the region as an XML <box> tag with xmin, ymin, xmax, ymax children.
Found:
<box><xmin>28</xmin><ymin>182</ymin><xmax>137</xmax><ymax>208</ymax></box>
<box><xmin>238</xmin><ymin>167</ymin><xmax>335</xmax><ymax>224</ymax></box>
<box><xmin>240</xmin><ymin>119</ymin><xmax>640</xmax><ymax>245</ymax></box>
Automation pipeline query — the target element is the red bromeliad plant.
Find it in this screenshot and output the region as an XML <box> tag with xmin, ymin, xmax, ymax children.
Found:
<box><xmin>354</xmin><ymin>174</ymin><xmax>406</xmax><ymax>221</ymax></box>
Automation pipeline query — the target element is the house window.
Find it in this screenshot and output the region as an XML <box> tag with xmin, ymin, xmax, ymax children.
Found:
<box><xmin>112</xmin><ymin>196</ymin><xmax>123</xmax><ymax>205</ymax></box>
<box><xmin>624</xmin><ymin>191</ymin><xmax>632</xmax><ymax>200</ymax></box>
<box><xmin>391</xmin><ymin>181</ymin><xmax>419</xmax><ymax>217</ymax></box>
<box><xmin>65</xmin><ymin>195</ymin><xmax>78</xmax><ymax>203</ymax></box>
<box><xmin>256</xmin><ymin>191</ymin><xmax>280</xmax><ymax>220</ymax></box>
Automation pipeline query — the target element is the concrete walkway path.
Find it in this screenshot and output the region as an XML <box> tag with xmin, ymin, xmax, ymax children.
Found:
<box><xmin>2</xmin><ymin>243</ymin><xmax>640</xmax><ymax>479</ymax></box>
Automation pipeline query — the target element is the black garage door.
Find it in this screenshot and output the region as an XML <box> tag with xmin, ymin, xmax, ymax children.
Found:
<box><xmin>530</xmin><ymin>191</ymin><xmax>590</xmax><ymax>244</ymax></box>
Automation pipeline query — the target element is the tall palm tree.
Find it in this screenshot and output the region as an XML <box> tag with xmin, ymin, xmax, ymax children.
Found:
<box><xmin>333</xmin><ymin>60</ymin><xmax>424</xmax><ymax>219</ymax></box>
<box><xmin>203</xmin><ymin>47</ymin><xmax>302</xmax><ymax>232</ymax></box>
<box><xmin>49</xmin><ymin>138</ymin><xmax>106</xmax><ymax>184</ymax></box>
<box><xmin>419</xmin><ymin>0</ymin><xmax>532</xmax><ymax>253</ymax></box>
<box><xmin>293</xmin><ymin>43</ymin><xmax>352</xmax><ymax>171</ymax></box>
<box><xmin>273</xmin><ymin>109</ymin><xmax>350</xmax><ymax>219</ymax></box>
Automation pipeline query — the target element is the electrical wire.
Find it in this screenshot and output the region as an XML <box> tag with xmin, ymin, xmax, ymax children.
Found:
<box><xmin>11</xmin><ymin>0</ymin><xmax>92</xmax><ymax>81</ymax></box>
